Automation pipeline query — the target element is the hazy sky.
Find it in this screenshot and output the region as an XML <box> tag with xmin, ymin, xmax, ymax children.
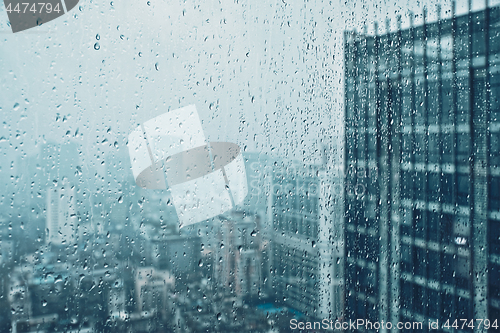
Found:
<box><xmin>0</xmin><ymin>0</ymin><xmax>495</xmax><ymax>184</ymax></box>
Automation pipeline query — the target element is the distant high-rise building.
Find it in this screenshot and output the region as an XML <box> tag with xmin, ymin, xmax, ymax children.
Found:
<box><xmin>40</xmin><ymin>142</ymin><xmax>81</xmax><ymax>246</ymax></box>
<box><xmin>214</xmin><ymin>211</ymin><xmax>264</xmax><ymax>299</ymax></box>
<box><xmin>162</xmin><ymin>232</ymin><xmax>201</xmax><ymax>276</ymax></box>
<box><xmin>46</xmin><ymin>179</ymin><xmax>77</xmax><ymax>246</ymax></box>
<box><xmin>270</xmin><ymin>160</ymin><xmax>343</xmax><ymax>320</ymax></box>
<box><xmin>242</xmin><ymin>152</ymin><xmax>271</xmax><ymax>215</ymax></box>
<box><xmin>344</xmin><ymin>5</ymin><xmax>500</xmax><ymax>331</ymax></box>
<box><xmin>134</xmin><ymin>267</ymin><xmax>174</xmax><ymax>315</ymax></box>
<box><xmin>103</xmin><ymin>145</ymin><xmax>137</xmax><ymax>228</ymax></box>
<box><xmin>39</xmin><ymin>142</ymin><xmax>81</xmax><ymax>187</ymax></box>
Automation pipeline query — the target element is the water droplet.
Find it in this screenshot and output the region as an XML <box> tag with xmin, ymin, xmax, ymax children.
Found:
<box><xmin>13</xmin><ymin>103</ymin><xmax>19</xmax><ymax>111</ymax></box>
<box><xmin>250</xmin><ymin>230</ymin><xmax>257</xmax><ymax>237</ymax></box>
<box><xmin>217</xmin><ymin>313</ymin><xmax>222</xmax><ymax>320</ymax></box>
<box><xmin>95</xmin><ymin>34</ymin><xmax>100</xmax><ymax>40</ymax></box>
<box><xmin>42</xmin><ymin>300</ymin><xmax>47</xmax><ymax>307</ymax></box>
<box><xmin>94</xmin><ymin>42</ymin><xmax>100</xmax><ymax>50</ymax></box>
<box><xmin>155</xmin><ymin>62</ymin><xmax>160</xmax><ymax>71</ymax></box>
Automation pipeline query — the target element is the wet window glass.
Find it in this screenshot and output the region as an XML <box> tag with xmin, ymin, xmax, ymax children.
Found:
<box><xmin>1</xmin><ymin>0</ymin><xmax>500</xmax><ymax>332</ymax></box>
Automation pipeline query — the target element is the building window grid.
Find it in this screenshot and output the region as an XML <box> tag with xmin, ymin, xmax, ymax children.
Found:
<box><xmin>345</xmin><ymin>5</ymin><xmax>500</xmax><ymax>326</ymax></box>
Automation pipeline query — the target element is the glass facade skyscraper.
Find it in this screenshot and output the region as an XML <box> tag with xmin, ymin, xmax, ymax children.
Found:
<box><xmin>344</xmin><ymin>5</ymin><xmax>500</xmax><ymax>332</ymax></box>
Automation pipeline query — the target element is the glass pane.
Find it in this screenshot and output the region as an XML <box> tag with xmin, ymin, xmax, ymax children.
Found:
<box><xmin>1</xmin><ymin>1</ymin><xmax>498</xmax><ymax>332</ymax></box>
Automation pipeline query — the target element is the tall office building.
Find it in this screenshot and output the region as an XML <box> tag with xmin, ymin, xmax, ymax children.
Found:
<box><xmin>103</xmin><ymin>145</ymin><xmax>137</xmax><ymax>228</ymax></box>
<box><xmin>46</xmin><ymin>179</ymin><xmax>77</xmax><ymax>246</ymax></box>
<box><xmin>270</xmin><ymin>160</ymin><xmax>344</xmax><ymax>320</ymax></box>
<box><xmin>344</xmin><ymin>5</ymin><xmax>500</xmax><ymax>332</ymax></box>
<box><xmin>242</xmin><ymin>152</ymin><xmax>271</xmax><ymax>218</ymax></box>
<box><xmin>214</xmin><ymin>211</ymin><xmax>263</xmax><ymax>298</ymax></box>
<box><xmin>41</xmin><ymin>142</ymin><xmax>81</xmax><ymax>246</ymax></box>
<box><xmin>39</xmin><ymin>142</ymin><xmax>81</xmax><ymax>187</ymax></box>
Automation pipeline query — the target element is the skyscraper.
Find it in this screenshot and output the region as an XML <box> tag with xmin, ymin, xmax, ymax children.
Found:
<box><xmin>214</xmin><ymin>211</ymin><xmax>263</xmax><ymax>299</ymax></box>
<box><xmin>46</xmin><ymin>179</ymin><xmax>77</xmax><ymax>246</ymax></box>
<box><xmin>41</xmin><ymin>142</ymin><xmax>81</xmax><ymax>246</ymax></box>
<box><xmin>344</xmin><ymin>5</ymin><xmax>500</xmax><ymax>332</ymax></box>
<box><xmin>270</xmin><ymin>160</ymin><xmax>343</xmax><ymax>320</ymax></box>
